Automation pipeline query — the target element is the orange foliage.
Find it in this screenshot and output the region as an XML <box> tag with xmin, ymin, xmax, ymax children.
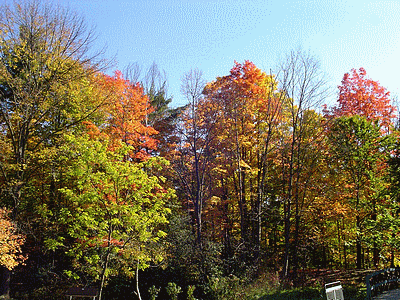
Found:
<box><xmin>202</xmin><ymin>60</ymin><xmax>282</xmax><ymax>153</ymax></box>
<box><xmin>101</xmin><ymin>70</ymin><xmax>159</xmax><ymax>160</ymax></box>
<box><xmin>325</xmin><ymin>68</ymin><xmax>395</xmax><ymax>131</ymax></box>
<box><xmin>197</xmin><ymin>61</ymin><xmax>283</xmax><ymax>240</ymax></box>
<box><xmin>0</xmin><ymin>208</ymin><xmax>27</xmax><ymax>270</ymax></box>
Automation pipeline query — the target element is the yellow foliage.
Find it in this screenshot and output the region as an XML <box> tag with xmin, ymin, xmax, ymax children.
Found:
<box><xmin>0</xmin><ymin>208</ymin><xmax>27</xmax><ymax>270</ymax></box>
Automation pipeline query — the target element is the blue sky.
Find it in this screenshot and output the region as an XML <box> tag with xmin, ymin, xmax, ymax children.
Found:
<box><xmin>28</xmin><ymin>0</ymin><xmax>400</xmax><ymax>107</ymax></box>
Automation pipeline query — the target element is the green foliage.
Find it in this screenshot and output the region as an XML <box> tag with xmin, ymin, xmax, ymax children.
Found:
<box><xmin>165</xmin><ymin>214</ymin><xmax>224</xmax><ymax>285</ymax></box>
<box><xmin>148</xmin><ymin>285</ymin><xmax>161</xmax><ymax>300</ymax></box>
<box><xmin>47</xmin><ymin>133</ymin><xmax>173</xmax><ymax>286</ymax></box>
<box><xmin>327</xmin><ymin>115</ymin><xmax>395</xmax><ymax>268</ymax></box>
<box><xmin>187</xmin><ymin>285</ymin><xmax>197</xmax><ymax>300</ymax></box>
<box><xmin>205</xmin><ymin>275</ymin><xmax>242</xmax><ymax>300</ymax></box>
<box><xmin>0</xmin><ymin>1</ymin><xmax>108</xmax><ymax>297</ymax></box>
<box><xmin>166</xmin><ymin>282</ymin><xmax>181</xmax><ymax>300</ymax></box>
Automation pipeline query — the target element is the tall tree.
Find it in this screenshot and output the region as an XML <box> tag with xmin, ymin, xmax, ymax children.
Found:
<box><xmin>276</xmin><ymin>49</ymin><xmax>330</xmax><ymax>279</ymax></box>
<box><xmin>177</xmin><ymin>68</ymin><xmax>209</xmax><ymax>248</ymax></box>
<box><xmin>387</xmin><ymin>137</ymin><xmax>400</xmax><ymax>267</ymax></box>
<box><xmin>324</xmin><ymin>67</ymin><xmax>396</xmax><ymax>268</ymax></box>
<box><xmin>101</xmin><ymin>70</ymin><xmax>158</xmax><ymax>161</ymax></box>
<box><xmin>202</xmin><ymin>61</ymin><xmax>284</xmax><ymax>267</ymax></box>
<box><xmin>327</xmin><ymin>115</ymin><xmax>390</xmax><ymax>269</ymax></box>
<box><xmin>48</xmin><ymin>133</ymin><xmax>172</xmax><ymax>300</ymax></box>
<box><xmin>0</xmin><ymin>1</ymin><xmax>104</xmax><ymax>297</ymax></box>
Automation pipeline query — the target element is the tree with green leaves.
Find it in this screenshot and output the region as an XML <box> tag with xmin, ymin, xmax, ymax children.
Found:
<box><xmin>0</xmin><ymin>0</ymin><xmax>105</xmax><ymax>297</ymax></box>
<box><xmin>276</xmin><ymin>49</ymin><xmax>330</xmax><ymax>279</ymax></box>
<box><xmin>327</xmin><ymin>115</ymin><xmax>392</xmax><ymax>268</ymax></box>
<box><xmin>46</xmin><ymin>133</ymin><xmax>173</xmax><ymax>300</ymax></box>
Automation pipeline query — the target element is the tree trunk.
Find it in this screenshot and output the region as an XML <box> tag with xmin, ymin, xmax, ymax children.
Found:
<box><xmin>0</xmin><ymin>267</ymin><xmax>11</xmax><ymax>300</ymax></box>
<box><xmin>356</xmin><ymin>184</ymin><xmax>362</xmax><ymax>269</ymax></box>
<box><xmin>98</xmin><ymin>226</ymin><xmax>113</xmax><ymax>300</ymax></box>
<box><xmin>343</xmin><ymin>218</ymin><xmax>348</xmax><ymax>269</ymax></box>
<box><xmin>372</xmin><ymin>199</ymin><xmax>379</xmax><ymax>268</ymax></box>
<box><xmin>135</xmin><ymin>261</ymin><xmax>142</xmax><ymax>300</ymax></box>
<box><xmin>337</xmin><ymin>219</ymin><xmax>342</xmax><ymax>266</ymax></box>
<box><xmin>283</xmin><ymin>200</ymin><xmax>291</xmax><ymax>278</ymax></box>
<box><xmin>292</xmin><ymin>212</ymin><xmax>300</xmax><ymax>283</ymax></box>
<box><xmin>283</xmin><ymin>134</ymin><xmax>295</xmax><ymax>278</ymax></box>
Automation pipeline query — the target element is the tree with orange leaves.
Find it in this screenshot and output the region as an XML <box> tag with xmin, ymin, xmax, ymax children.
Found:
<box><xmin>325</xmin><ymin>68</ymin><xmax>395</xmax><ymax>131</ymax></box>
<box><xmin>0</xmin><ymin>208</ymin><xmax>26</xmax><ymax>271</ymax></box>
<box><xmin>200</xmin><ymin>60</ymin><xmax>284</xmax><ymax>265</ymax></box>
<box><xmin>0</xmin><ymin>208</ymin><xmax>26</xmax><ymax>298</ymax></box>
<box><xmin>323</xmin><ymin>68</ymin><xmax>397</xmax><ymax>269</ymax></box>
<box><xmin>102</xmin><ymin>71</ymin><xmax>158</xmax><ymax>161</ymax></box>
<box><xmin>40</xmin><ymin>70</ymin><xmax>170</xmax><ymax>299</ymax></box>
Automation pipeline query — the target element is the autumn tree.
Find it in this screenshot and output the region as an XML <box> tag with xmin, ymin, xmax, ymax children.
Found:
<box><xmin>177</xmin><ymin>68</ymin><xmax>210</xmax><ymax>248</ymax></box>
<box><xmin>35</xmin><ymin>65</ymin><xmax>172</xmax><ymax>300</ymax></box>
<box><xmin>0</xmin><ymin>208</ymin><xmax>26</xmax><ymax>298</ymax></box>
<box><xmin>387</xmin><ymin>138</ymin><xmax>400</xmax><ymax>267</ymax></box>
<box><xmin>325</xmin><ymin>67</ymin><xmax>395</xmax><ymax>131</ymax></box>
<box><xmin>100</xmin><ymin>70</ymin><xmax>158</xmax><ymax>161</ymax></box>
<box><xmin>46</xmin><ymin>133</ymin><xmax>172</xmax><ymax>300</ymax></box>
<box><xmin>125</xmin><ymin>62</ymin><xmax>183</xmax><ymax>159</ymax></box>
<box><xmin>327</xmin><ymin>115</ymin><xmax>392</xmax><ymax>269</ymax></box>
<box><xmin>276</xmin><ymin>49</ymin><xmax>330</xmax><ymax>279</ymax></box>
<box><xmin>0</xmin><ymin>208</ymin><xmax>26</xmax><ymax>270</ymax></box>
<box><xmin>202</xmin><ymin>61</ymin><xmax>285</xmax><ymax>269</ymax></box>
<box><xmin>0</xmin><ymin>0</ymin><xmax>106</xmax><ymax>297</ymax></box>
<box><xmin>323</xmin><ymin>67</ymin><xmax>396</xmax><ymax>269</ymax></box>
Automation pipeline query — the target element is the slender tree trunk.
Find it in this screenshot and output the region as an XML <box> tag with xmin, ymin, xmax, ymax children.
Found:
<box><xmin>342</xmin><ymin>218</ymin><xmax>348</xmax><ymax>269</ymax></box>
<box><xmin>233</xmin><ymin>113</ymin><xmax>248</xmax><ymax>249</ymax></box>
<box><xmin>193</xmin><ymin>147</ymin><xmax>203</xmax><ymax>248</ymax></box>
<box><xmin>293</xmin><ymin>211</ymin><xmax>300</xmax><ymax>283</ymax></box>
<box><xmin>372</xmin><ymin>198</ymin><xmax>379</xmax><ymax>268</ymax></box>
<box><xmin>254</xmin><ymin>126</ymin><xmax>272</xmax><ymax>264</ymax></box>
<box><xmin>356</xmin><ymin>228</ymin><xmax>362</xmax><ymax>269</ymax></box>
<box><xmin>356</xmin><ymin>187</ymin><xmax>362</xmax><ymax>269</ymax></box>
<box><xmin>99</xmin><ymin>226</ymin><xmax>113</xmax><ymax>300</ymax></box>
<box><xmin>337</xmin><ymin>219</ymin><xmax>342</xmax><ymax>266</ymax></box>
<box><xmin>283</xmin><ymin>200</ymin><xmax>291</xmax><ymax>278</ymax></box>
<box><xmin>135</xmin><ymin>261</ymin><xmax>142</xmax><ymax>300</ymax></box>
<box><xmin>0</xmin><ymin>267</ymin><xmax>11</xmax><ymax>300</ymax></box>
<box><xmin>283</xmin><ymin>125</ymin><xmax>296</xmax><ymax>278</ymax></box>
<box><xmin>254</xmin><ymin>187</ymin><xmax>261</xmax><ymax>262</ymax></box>
<box><xmin>390</xmin><ymin>237</ymin><xmax>395</xmax><ymax>268</ymax></box>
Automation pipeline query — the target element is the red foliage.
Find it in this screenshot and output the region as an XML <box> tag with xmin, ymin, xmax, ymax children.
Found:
<box><xmin>325</xmin><ymin>68</ymin><xmax>395</xmax><ymax>131</ymax></box>
<box><xmin>94</xmin><ymin>71</ymin><xmax>159</xmax><ymax>160</ymax></box>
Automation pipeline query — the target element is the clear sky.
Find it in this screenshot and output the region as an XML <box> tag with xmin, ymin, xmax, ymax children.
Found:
<box><xmin>17</xmin><ymin>0</ymin><xmax>400</xmax><ymax>107</ymax></box>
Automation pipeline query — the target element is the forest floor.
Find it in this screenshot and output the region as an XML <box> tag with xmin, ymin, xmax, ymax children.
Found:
<box><xmin>253</xmin><ymin>269</ymin><xmax>373</xmax><ymax>300</ymax></box>
<box><xmin>299</xmin><ymin>268</ymin><xmax>373</xmax><ymax>287</ymax></box>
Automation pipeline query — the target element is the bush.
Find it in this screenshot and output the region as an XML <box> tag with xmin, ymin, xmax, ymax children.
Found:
<box><xmin>166</xmin><ymin>282</ymin><xmax>181</xmax><ymax>300</ymax></box>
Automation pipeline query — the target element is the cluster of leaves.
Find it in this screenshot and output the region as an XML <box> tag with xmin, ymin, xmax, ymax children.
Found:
<box><xmin>2</xmin><ymin>1</ymin><xmax>400</xmax><ymax>300</ymax></box>
<box><xmin>0</xmin><ymin>208</ymin><xmax>26</xmax><ymax>270</ymax></box>
<box><xmin>173</xmin><ymin>50</ymin><xmax>400</xmax><ymax>296</ymax></box>
<box><xmin>0</xmin><ymin>1</ymin><xmax>176</xmax><ymax>299</ymax></box>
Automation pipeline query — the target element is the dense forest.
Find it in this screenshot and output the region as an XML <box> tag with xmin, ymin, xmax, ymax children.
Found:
<box><xmin>0</xmin><ymin>1</ymin><xmax>399</xmax><ymax>299</ymax></box>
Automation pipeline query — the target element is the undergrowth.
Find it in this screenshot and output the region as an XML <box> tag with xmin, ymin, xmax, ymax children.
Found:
<box><xmin>208</xmin><ymin>271</ymin><xmax>367</xmax><ymax>300</ymax></box>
